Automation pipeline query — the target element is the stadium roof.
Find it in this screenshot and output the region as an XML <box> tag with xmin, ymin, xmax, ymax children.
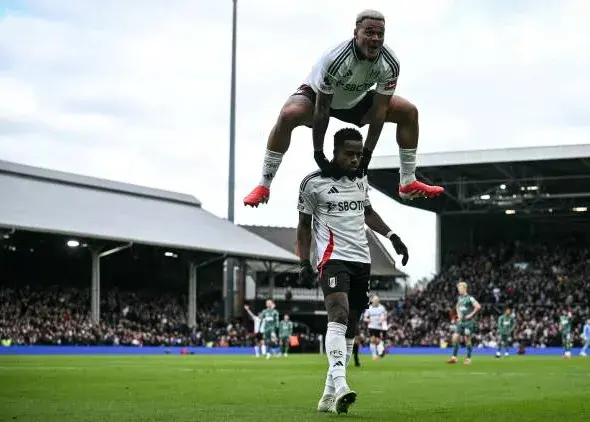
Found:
<box><xmin>367</xmin><ymin>144</ymin><xmax>590</xmax><ymax>217</ymax></box>
<box><xmin>241</xmin><ymin>225</ymin><xmax>408</xmax><ymax>278</ymax></box>
<box><xmin>0</xmin><ymin>160</ymin><xmax>298</xmax><ymax>263</ymax></box>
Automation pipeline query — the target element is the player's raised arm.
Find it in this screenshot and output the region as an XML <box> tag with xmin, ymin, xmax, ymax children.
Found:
<box><xmin>364</xmin><ymin>201</ymin><xmax>409</xmax><ymax>266</ymax></box>
<box><xmin>243</xmin><ymin>304</ymin><xmax>256</xmax><ymax>320</ymax></box>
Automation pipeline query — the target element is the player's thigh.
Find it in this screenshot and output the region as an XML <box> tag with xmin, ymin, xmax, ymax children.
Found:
<box><xmin>462</xmin><ymin>322</ymin><xmax>475</xmax><ymax>338</ymax></box>
<box><xmin>384</xmin><ymin>94</ymin><xmax>419</xmax><ymax>124</ymax></box>
<box><xmin>319</xmin><ymin>261</ymin><xmax>352</xmax><ymax>323</ymax></box>
<box><xmin>280</xmin><ymin>85</ymin><xmax>315</xmax><ymax>128</ymax></box>
<box><xmin>348</xmin><ymin>262</ymin><xmax>371</xmax><ymax>317</ymax></box>
<box><xmin>368</xmin><ymin>329</ymin><xmax>382</xmax><ymax>339</ymax></box>
<box><xmin>263</xmin><ymin>332</ymin><xmax>273</xmax><ymax>343</ymax></box>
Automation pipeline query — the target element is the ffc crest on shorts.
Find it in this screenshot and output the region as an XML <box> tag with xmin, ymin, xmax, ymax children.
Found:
<box><xmin>329</xmin><ymin>276</ymin><xmax>337</xmax><ymax>288</ymax></box>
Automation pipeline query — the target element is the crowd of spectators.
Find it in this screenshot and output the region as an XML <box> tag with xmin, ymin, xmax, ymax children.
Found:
<box><xmin>369</xmin><ymin>241</ymin><xmax>589</xmax><ymax>348</ymax></box>
<box><xmin>1</xmin><ymin>240</ymin><xmax>588</xmax><ymax>350</ymax></box>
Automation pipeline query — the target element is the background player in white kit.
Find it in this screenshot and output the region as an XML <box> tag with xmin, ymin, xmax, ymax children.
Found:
<box><xmin>364</xmin><ymin>295</ymin><xmax>388</xmax><ymax>359</ymax></box>
<box><xmin>296</xmin><ymin>127</ymin><xmax>409</xmax><ymax>414</ymax></box>
<box><xmin>243</xmin><ymin>304</ymin><xmax>263</xmax><ymax>358</ymax></box>
<box><xmin>244</xmin><ymin>9</ymin><xmax>444</xmax><ymax>208</ymax></box>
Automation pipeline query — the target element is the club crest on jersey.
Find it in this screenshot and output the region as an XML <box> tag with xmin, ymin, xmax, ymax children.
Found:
<box><xmin>357</xmin><ymin>182</ymin><xmax>363</xmax><ymax>190</ymax></box>
<box><xmin>328</xmin><ymin>276</ymin><xmax>337</xmax><ymax>288</ymax></box>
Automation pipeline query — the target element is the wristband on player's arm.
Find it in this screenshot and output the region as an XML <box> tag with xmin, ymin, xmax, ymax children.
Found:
<box><xmin>386</xmin><ymin>230</ymin><xmax>397</xmax><ymax>240</ymax></box>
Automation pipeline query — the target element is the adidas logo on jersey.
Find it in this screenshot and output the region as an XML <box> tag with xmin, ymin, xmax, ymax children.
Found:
<box><xmin>328</xmin><ymin>186</ymin><xmax>339</xmax><ymax>194</ymax></box>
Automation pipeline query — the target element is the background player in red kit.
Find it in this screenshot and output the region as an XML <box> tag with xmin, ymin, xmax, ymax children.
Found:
<box><xmin>244</xmin><ymin>9</ymin><xmax>444</xmax><ymax>208</ymax></box>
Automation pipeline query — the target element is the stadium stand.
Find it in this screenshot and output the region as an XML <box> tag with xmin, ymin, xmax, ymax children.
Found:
<box><xmin>2</xmin><ymin>143</ymin><xmax>590</xmax><ymax>352</ymax></box>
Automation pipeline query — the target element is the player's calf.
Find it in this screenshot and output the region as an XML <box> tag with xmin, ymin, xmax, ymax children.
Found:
<box><xmin>324</xmin><ymin>293</ymin><xmax>351</xmax><ymax>393</ymax></box>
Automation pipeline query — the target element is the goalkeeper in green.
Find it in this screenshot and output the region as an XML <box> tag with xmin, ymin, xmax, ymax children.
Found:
<box><xmin>279</xmin><ymin>314</ymin><xmax>294</xmax><ymax>356</ymax></box>
<box><xmin>496</xmin><ymin>307</ymin><xmax>516</xmax><ymax>358</ymax></box>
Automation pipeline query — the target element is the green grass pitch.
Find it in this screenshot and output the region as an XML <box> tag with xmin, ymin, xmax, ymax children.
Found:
<box><xmin>1</xmin><ymin>354</ymin><xmax>589</xmax><ymax>421</ymax></box>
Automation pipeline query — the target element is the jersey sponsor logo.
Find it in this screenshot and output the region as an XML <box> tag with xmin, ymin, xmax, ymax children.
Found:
<box><xmin>326</xmin><ymin>200</ymin><xmax>365</xmax><ymax>212</ymax></box>
<box><xmin>334</xmin><ymin>80</ymin><xmax>374</xmax><ymax>92</ymax></box>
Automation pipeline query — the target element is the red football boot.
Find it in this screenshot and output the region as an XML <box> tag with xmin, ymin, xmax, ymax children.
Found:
<box><xmin>243</xmin><ymin>185</ymin><xmax>270</xmax><ymax>207</ymax></box>
<box><xmin>399</xmin><ymin>179</ymin><xmax>444</xmax><ymax>200</ymax></box>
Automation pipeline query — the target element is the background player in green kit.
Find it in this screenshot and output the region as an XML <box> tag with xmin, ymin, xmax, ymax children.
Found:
<box><xmin>279</xmin><ymin>314</ymin><xmax>294</xmax><ymax>357</ymax></box>
<box><xmin>496</xmin><ymin>307</ymin><xmax>516</xmax><ymax>358</ymax></box>
<box><xmin>260</xmin><ymin>299</ymin><xmax>280</xmax><ymax>359</ymax></box>
<box><xmin>559</xmin><ymin>309</ymin><xmax>573</xmax><ymax>359</ymax></box>
<box><xmin>448</xmin><ymin>281</ymin><xmax>481</xmax><ymax>365</ymax></box>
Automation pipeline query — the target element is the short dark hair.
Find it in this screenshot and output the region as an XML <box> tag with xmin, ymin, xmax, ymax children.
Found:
<box><xmin>334</xmin><ymin>128</ymin><xmax>363</xmax><ymax>150</ymax></box>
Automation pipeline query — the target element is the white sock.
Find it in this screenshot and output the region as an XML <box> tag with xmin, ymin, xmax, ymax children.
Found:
<box><xmin>377</xmin><ymin>341</ymin><xmax>385</xmax><ymax>355</ymax></box>
<box><xmin>399</xmin><ymin>148</ymin><xmax>417</xmax><ymax>186</ymax></box>
<box><xmin>261</xmin><ymin>344</ymin><xmax>267</xmax><ymax>355</ymax></box>
<box><xmin>322</xmin><ymin>367</ymin><xmax>335</xmax><ymax>396</ymax></box>
<box><xmin>326</xmin><ymin>322</ymin><xmax>348</xmax><ymax>392</ymax></box>
<box><xmin>259</xmin><ymin>149</ymin><xmax>284</xmax><ymax>188</ymax></box>
<box><xmin>324</xmin><ymin>338</ymin><xmax>354</xmax><ymax>396</ymax></box>
<box><xmin>254</xmin><ymin>346</ymin><xmax>260</xmax><ymax>356</ymax></box>
<box><xmin>370</xmin><ymin>343</ymin><xmax>377</xmax><ymax>357</ymax></box>
<box><xmin>345</xmin><ymin>338</ymin><xmax>354</xmax><ymax>366</ymax></box>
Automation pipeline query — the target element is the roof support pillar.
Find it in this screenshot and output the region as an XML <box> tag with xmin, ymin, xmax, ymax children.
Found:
<box><xmin>89</xmin><ymin>242</ymin><xmax>132</xmax><ymax>325</ymax></box>
<box><xmin>223</xmin><ymin>257</ymin><xmax>238</xmax><ymax>319</ymax></box>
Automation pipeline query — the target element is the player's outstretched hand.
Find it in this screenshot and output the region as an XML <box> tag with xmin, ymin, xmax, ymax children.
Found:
<box><xmin>389</xmin><ymin>233</ymin><xmax>409</xmax><ymax>266</ymax></box>
<box><xmin>299</xmin><ymin>259</ymin><xmax>316</xmax><ymax>285</ymax></box>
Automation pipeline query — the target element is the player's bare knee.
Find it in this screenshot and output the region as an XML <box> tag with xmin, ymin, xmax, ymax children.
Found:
<box><xmin>390</xmin><ymin>97</ymin><xmax>419</xmax><ymax>125</ymax></box>
<box><xmin>278</xmin><ymin>99</ymin><xmax>312</xmax><ymax>130</ymax></box>
<box><xmin>401</xmin><ymin>102</ymin><xmax>418</xmax><ymax>124</ymax></box>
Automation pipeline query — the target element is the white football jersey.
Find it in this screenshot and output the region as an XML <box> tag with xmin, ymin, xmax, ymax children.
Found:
<box><xmin>365</xmin><ymin>304</ymin><xmax>387</xmax><ymax>330</ymax></box>
<box><xmin>304</xmin><ymin>39</ymin><xmax>400</xmax><ymax>110</ymax></box>
<box><xmin>298</xmin><ymin>170</ymin><xmax>371</xmax><ymax>265</ymax></box>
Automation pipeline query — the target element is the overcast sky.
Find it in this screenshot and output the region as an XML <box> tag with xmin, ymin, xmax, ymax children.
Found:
<box><xmin>1</xmin><ymin>0</ymin><xmax>588</xmax><ymax>283</ymax></box>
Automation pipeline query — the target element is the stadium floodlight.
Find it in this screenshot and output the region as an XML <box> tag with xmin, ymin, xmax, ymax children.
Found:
<box><xmin>572</xmin><ymin>207</ymin><xmax>588</xmax><ymax>212</ymax></box>
<box><xmin>67</xmin><ymin>240</ymin><xmax>80</xmax><ymax>248</ymax></box>
<box><xmin>500</xmin><ymin>184</ymin><xmax>506</xmax><ymax>190</ymax></box>
<box><xmin>505</xmin><ymin>209</ymin><xmax>516</xmax><ymax>215</ymax></box>
<box><xmin>480</xmin><ymin>194</ymin><xmax>491</xmax><ymax>200</ymax></box>
<box><xmin>164</xmin><ymin>251</ymin><xmax>178</xmax><ymax>258</ymax></box>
